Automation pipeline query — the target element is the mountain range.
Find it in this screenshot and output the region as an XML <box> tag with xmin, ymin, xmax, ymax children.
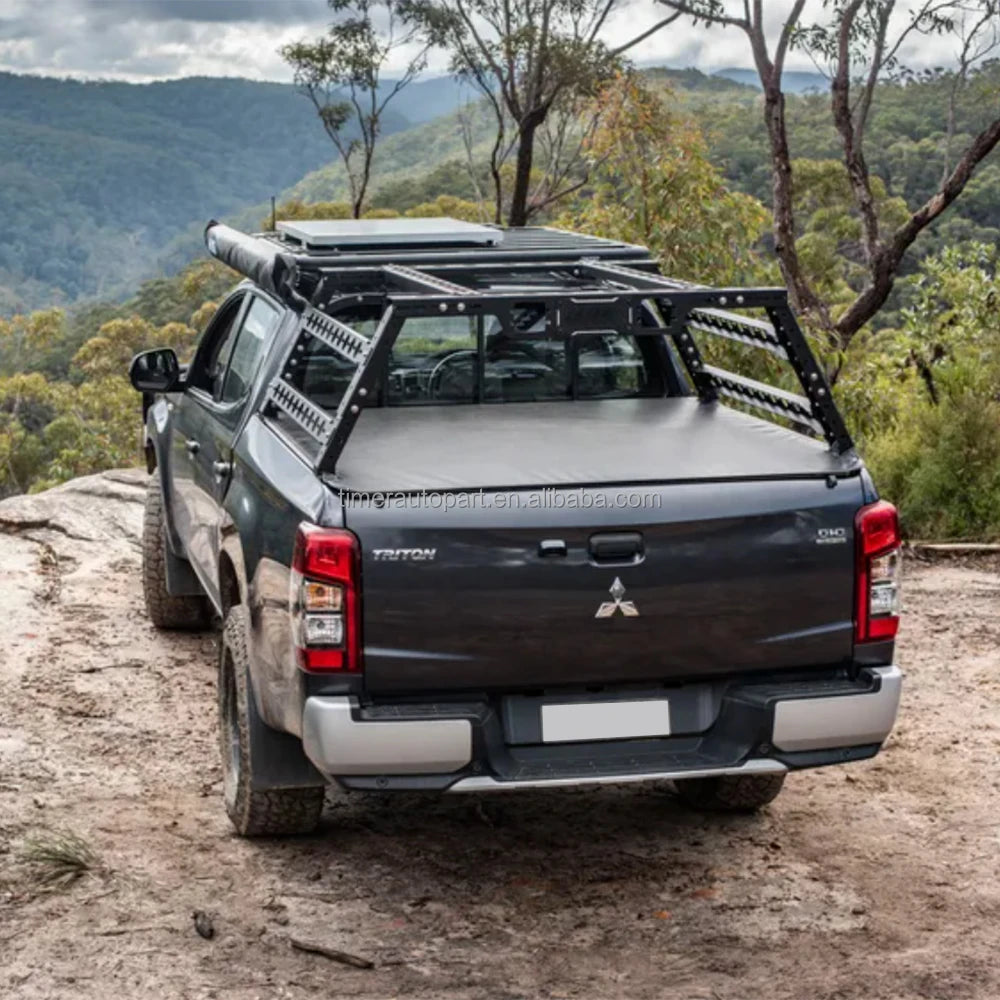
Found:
<box><xmin>0</xmin><ymin>71</ymin><xmax>468</xmax><ymax>313</ymax></box>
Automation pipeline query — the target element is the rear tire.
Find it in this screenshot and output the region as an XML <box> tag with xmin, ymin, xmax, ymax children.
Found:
<box><xmin>218</xmin><ymin>606</ymin><xmax>325</xmax><ymax>837</ymax></box>
<box><xmin>675</xmin><ymin>772</ymin><xmax>786</xmax><ymax>812</ymax></box>
<box><xmin>142</xmin><ymin>478</ymin><xmax>209</xmax><ymax>629</ymax></box>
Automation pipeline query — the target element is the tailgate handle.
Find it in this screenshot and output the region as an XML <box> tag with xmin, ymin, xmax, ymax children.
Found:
<box><xmin>589</xmin><ymin>531</ymin><xmax>644</xmax><ymax>563</ymax></box>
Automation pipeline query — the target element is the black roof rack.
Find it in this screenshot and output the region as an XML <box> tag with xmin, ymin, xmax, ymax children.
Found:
<box><xmin>203</xmin><ymin>220</ymin><xmax>854</xmax><ymax>470</ymax></box>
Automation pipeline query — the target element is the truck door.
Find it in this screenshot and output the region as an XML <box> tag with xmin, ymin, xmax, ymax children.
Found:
<box><xmin>170</xmin><ymin>291</ymin><xmax>248</xmax><ymax>582</ymax></box>
<box><xmin>186</xmin><ymin>294</ymin><xmax>283</xmax><ymax>601</ymax></box>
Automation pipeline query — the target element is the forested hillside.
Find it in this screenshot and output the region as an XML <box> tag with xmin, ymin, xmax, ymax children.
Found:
<box><xmin>0</xmin><ymin>72</ymin><xmax>466</xmax><ymax>313</ymax></box>
<box><xmin>2</xmin><ymin>63</ymin><xmax>998</xmax><ymax>538</ymax></box>
<box><xmin>290</xmin><ymin>64</ymin><xmax>1000</xmax><ymax>290</ymax></box>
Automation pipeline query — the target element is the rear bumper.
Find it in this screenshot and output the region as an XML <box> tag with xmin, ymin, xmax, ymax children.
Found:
<box><xmin>300</xmin><ymin>665</ymin><xmax>902</xmax><ymax>790</ymax></box>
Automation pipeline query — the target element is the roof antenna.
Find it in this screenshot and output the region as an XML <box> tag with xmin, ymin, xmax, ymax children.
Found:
<box><xmin>270</xmin><ymin>195</ymin><xmax>277</xmax><ymax>232</ymax></box>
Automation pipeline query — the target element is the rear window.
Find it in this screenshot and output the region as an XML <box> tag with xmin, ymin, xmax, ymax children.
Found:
<box><xmin>287</xmin><ymin>310</ymin><xmax>659</xmax><ymax>410</ymax></box>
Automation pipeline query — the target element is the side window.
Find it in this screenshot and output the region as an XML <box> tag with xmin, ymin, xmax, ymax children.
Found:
<box><xmin>187</xmin><ymin>295</ymin><xmax>246</xmax><ymax>396</ymax></box>
<box><xmin>221</xmin><ymin>298</ymin><xmax>281</xmax><ymax>403</ymax></box>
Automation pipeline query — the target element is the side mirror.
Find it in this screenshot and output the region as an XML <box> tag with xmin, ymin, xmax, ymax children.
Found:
<box><xmin>129</xmin><ymin>348</ymin><xmax>182</xmax><ymax>393</ymax></box>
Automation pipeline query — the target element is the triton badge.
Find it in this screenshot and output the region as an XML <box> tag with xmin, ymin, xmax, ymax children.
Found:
<box><xmin>595</xmin><ymin>577</ymin><xmax>639</xmax><ymax>618</ymax></box>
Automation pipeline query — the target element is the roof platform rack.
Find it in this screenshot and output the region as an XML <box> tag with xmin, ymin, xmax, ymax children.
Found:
<box><xmin>203</xmin><ymin>219</ymin><xmax>854</xmax><ymax>470</ymax></box>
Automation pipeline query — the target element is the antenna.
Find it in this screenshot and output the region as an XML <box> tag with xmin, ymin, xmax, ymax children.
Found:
<box><xmin>270</xmin><ymin>195</ymin><xmax>277</xmax><ymax>232</ymax></box>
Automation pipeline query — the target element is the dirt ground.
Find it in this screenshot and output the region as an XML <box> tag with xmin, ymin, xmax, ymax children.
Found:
<box><xmin>1</xmin><ymin>469</ymin><xmax>998</xmax><ymax>1000</ymax></box>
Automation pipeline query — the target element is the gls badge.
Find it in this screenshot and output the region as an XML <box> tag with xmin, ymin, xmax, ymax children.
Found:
<box><xmin>595</xmin><ymin>577</ymin><xmax>639</xmax><ymax>618</ymax></box>
<box><xmin>816</xmin><ymin>527</ymin><xmax>848</xmax><ymax>545</ymax></box>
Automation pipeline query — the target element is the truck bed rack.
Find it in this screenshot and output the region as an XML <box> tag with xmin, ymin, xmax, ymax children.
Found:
<box><xmin>204</xmin><ymin>221</ymin><xmax>854</xmax><ymax>473</ymax></box>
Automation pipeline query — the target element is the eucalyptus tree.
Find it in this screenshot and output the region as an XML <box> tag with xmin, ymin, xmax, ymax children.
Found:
<box><xmin>654</xmin><ymin>0</ymin><xmax>1000</xmax><ymax>355</ymax></box>
<box><xmin>282</xmin><ymin>0</ymin><xmax>432</xmax><ymax>218</ymax></box>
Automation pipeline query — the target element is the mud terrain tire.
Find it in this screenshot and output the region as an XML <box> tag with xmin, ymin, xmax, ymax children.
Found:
<box><xmin>218</xmin><ymin>606</ymin><xmax>325</xmax><ymax>836</ymax></box>
<box><xmin>675</xmin><ymin>772</ymin><xmax>786</xmax><ymax>812</ymax></box>
<box><xmin>142</xmin><ymin>478</ymin><xmax>209</xmax><ymax>629</ymax></box>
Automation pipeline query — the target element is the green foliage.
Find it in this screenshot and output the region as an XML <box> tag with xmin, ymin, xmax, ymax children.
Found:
<box><xmin>267</xmin><ymin>193</ymin><xmax>488</xmax><ymax>229</ymax></box>
<box><xmin>865</xmin><ymin>359</ymin><xmax>1000</xmax><ymax>540</ymax></box>
<box><xmin>791</xmin><ymin>158</ymin><xmax>910</xmax><ymax>313</ymax></box>
<box><xmin>857</xmin><ymin>244</ymin><xmax>1000</xmax><ymax>540</ymax></box>
<box><xmin>557</xmin><ymin>77</ymin><xmax>770</xmax><ymax>286</ymax></box>
<box><xmin>0</xmin><ymin>259</ymin><xmax>230</xmax><ymax>498</ymax></box>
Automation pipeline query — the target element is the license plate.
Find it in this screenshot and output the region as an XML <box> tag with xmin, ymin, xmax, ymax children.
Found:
<box><xmin>541</xmin><ymin>699</ymin><xmax>672</xmax><ymax>744</ymax></box>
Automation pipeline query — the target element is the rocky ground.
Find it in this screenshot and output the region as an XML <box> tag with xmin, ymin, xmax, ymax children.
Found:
<box><xmin>1</xmin><ymin>470</ymin><xmax>998</xmax><ymax>1000</ymax></box>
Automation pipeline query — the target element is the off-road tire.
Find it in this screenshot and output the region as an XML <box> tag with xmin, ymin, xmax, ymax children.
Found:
<box><xmin>142</xmin><ymin>478</ymin><xmax>209</xmax><ymax>629</ymax></box>
<box><xmin>218</xmin><ymin>606</ymin><xmax>325</xmax><ymax>836</ymax></box>
<box><xmin>675</xmin><ymin>772</ymin><xmax>786</xmax><ymax>812</ymax></box>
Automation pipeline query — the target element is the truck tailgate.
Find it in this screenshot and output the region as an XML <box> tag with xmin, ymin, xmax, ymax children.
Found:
<box><xmin>345</xmin><ymin>476</ymin><xmax>865</xmax><ymax>695</ymax></box>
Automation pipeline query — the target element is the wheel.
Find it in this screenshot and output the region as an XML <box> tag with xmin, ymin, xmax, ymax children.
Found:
<box><xmin>218</xmin><ymin>606</ymin><xmax>325</xmax><ymax>836</ymax></box>
<box><xmin>674</xmin><ymin>772</ymin><xmax>786</xmax><ymax>812</ymax></box>
<box><xmin>141</xmin><ymin>477</ymin><xmax>209</xmax><ymax>629</ymax></box>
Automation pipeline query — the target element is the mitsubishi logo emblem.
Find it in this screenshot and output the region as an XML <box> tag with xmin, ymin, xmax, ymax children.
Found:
<box><xmin>595</xmin><ymin>577</ymin><xmax>639</xmax><ymax>618</ymax></box>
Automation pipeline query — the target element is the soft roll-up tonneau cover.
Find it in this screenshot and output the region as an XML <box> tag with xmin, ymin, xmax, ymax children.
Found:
<box><xmin>327</xmin><ymin>398</ymin><xmax>861</xmax><ymax>494</ymax></box>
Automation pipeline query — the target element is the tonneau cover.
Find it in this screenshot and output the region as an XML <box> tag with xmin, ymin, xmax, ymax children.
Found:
<box><xmin>327</xmin><ymin>397</ymin><xmax>859</xmax><ymax>493</ymax></box>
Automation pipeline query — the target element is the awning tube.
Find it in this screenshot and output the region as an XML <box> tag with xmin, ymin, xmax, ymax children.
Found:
<box><xmin>204</xmin><ymin>220</ymin><xmax>298</xmax><ymax>304</ymax></box>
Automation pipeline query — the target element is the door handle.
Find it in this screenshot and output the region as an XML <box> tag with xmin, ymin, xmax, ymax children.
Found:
<box><xmin>185</xmin><ymin>439</ymin><xmax>200</xmax><ymax>454</ymax></box>
<box><xmin>212</xmin><ymin>460</ymin><xmax>232</xmax><ymax>478</ymax></box>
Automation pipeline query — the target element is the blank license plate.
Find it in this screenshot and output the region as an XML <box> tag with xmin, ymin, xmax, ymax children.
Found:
<box><xmin>541</xmin><ymin>700</ymin><xmax>672</xmax><ymax>744</ymax></box>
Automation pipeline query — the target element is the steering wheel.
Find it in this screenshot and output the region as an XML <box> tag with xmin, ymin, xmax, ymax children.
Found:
<box><xmin>428</xmin><ymin>350</ymin><xmax>477</xmax><ymax>399</ymax></box>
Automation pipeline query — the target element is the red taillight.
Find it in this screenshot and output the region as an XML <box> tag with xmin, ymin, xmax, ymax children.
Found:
<box><xmin>855</xmin><ymin>500</ymin><xmax>901</xmax><ymax>643</ymax></box>
<box><xmin>291</xmin><ymin>523</ymin><xmax>361</xmax><ymax>672</ymax></box>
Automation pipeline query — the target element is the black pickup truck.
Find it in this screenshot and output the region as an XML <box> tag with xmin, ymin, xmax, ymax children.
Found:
<box><xmin>129</xmin><ymin>218</ymin><xmax>902</xmax><ymax>836</ymax></box>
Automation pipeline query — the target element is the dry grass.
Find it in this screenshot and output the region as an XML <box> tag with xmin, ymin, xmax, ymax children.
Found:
<box><xmin>17</xmin><ymin>830</ymin><xmax>104</xmax><ymax>890</ymax></box>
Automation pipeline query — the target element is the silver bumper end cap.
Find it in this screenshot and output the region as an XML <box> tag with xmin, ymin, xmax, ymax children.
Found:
<box><xmin>772</xmin><ymin>665</ymin><xmax>902</xmax><ymax>753</ymax></box>
<box><xmin>302</xmin><ymin>696</ymin><xmax>472</xmax><ymax>776</ymax></box>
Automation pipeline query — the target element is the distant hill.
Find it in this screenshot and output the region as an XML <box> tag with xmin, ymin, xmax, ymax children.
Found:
<box><xmin>0</xmin><ymin>72</ymin><xmax>467</xmax><ymax>313</ymax></box>
<box><xmin>713</xmin><ymin>67</ymin><xmax>828</xmax><ymax>94</ymax></box>
<box><xmin>391</xmin><ymin>75</ymin><xmax>472</xmax><ymax>123</ymax></box>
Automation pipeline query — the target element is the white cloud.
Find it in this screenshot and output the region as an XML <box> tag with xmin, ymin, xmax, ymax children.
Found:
<box><xmin>0</xmin><ymin>0</ymin><xmax>971</xmax><ymax>82</ymax></box>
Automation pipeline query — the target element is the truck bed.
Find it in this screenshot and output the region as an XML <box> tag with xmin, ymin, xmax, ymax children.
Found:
<box><xmin>326</xmin><ymin>397</ymin><xmax>860</xmax><ymax>494</ymax></box>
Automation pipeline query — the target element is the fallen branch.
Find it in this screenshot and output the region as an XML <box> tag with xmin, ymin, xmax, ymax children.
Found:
<box><xmin>290</xmin><ymin>937</ymin><xmax>374</xmax><ymax>970</ymax></box>
<box><xmin>78</xmin><ymin>660</ymin><xmax>146</xmax><ymax>675</ymax></box>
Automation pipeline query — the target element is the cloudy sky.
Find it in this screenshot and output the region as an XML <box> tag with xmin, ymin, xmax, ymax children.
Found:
<box><xmin>0</xmin><ymin>0</ymin><xmax>958</xmax><ymax>83</ymax></box>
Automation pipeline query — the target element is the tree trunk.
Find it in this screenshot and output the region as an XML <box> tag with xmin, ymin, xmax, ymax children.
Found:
<box><xmin>507</xmin><ymin>116</ymin><xmax>540</xmax><ymax>227</ymax></box>
<box><xmin>762</xmin><ymin>81</ymin><xmax>828</xmax><ymax>327</ymax></box>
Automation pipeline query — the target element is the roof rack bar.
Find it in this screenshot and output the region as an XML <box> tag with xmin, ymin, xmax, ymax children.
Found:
<box><xmin>277</xmin><ymin>244</ymin><xmax>654</xmax><ymax>272</ymax></box>
<box><xmin>579</xmin><ymin>259</ymin><xmax>701</xmax><ymax>291</ymax></box>
<box><xmin>382</xmin><ymin>264</ymin><xmax>478</xmax><ymax>297</ymax></box>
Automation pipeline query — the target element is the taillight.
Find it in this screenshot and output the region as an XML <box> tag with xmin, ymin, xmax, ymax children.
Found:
<box><xmin>290</xmin><ymin>523</ymin><xmax>361</xmax><ymax>672</ymax></box>
<box><xmin>855</xmin><ymin>500</ymin><xmax>901</xmax><ymax>643</ymax></box>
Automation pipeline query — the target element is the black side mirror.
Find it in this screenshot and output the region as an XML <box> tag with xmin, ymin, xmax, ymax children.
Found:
<box><xmin>129</xmin><ymin>348</ymin><xmax>182</xmax><ymax>393</ymax></box>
